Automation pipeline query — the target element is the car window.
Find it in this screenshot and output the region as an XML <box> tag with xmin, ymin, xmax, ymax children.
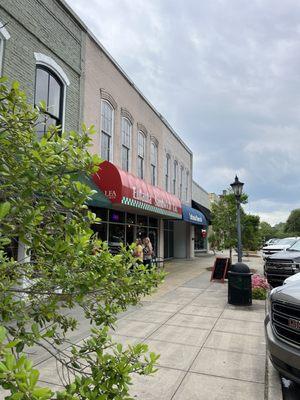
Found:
<box><xmin>287</xmin><ymin>240</ymin><xmax>300</xmax><ymax>251</ymax></box>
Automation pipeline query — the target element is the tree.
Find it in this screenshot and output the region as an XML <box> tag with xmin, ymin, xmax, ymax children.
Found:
<box><xmin>285</xmin><ymin>209</ymin><xmax>300</xmax><ymax>235</ymax></box>
<box><xmin>259</xmin><ymin>221</ymin><xmax>274</xmax><ymax>243</ymax></box>
<box><xmin>209</xmin><ymin>192</ymin><xmax>247</xmax><ymax>260</ymax></box>
<box><xmin>0</xmin><ymin>78</ymin><xmax>163</xmax><ymax>399</ymax></box>
<box><xmin>242</xmin><ymin>214</ymin><xmax>261</xmax><ymax>251</ymax></box>
<box><xmin>209</xmin><ymin>191</ymin><xmax>261</xmax><ymax>259</ymax></box>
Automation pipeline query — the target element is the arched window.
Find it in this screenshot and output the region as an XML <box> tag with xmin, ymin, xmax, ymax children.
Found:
<box><xmin>121</xmin><ymin>117</ymin><xmax>132</xmax><ymax>171</ymax></box>
<box><xmin>165</xmin><ymin>154</ymin><xmax>170</xmax><ymax>191</ymax></box>
<box><xmin>101</xmin><ymin>100</ymin><xmax>114</xmax><ymax>161</ymax></box>
<box><xmin>137</xmin><ymin>131</ymin><xmax>145</xmax><ymax>178</ymax></box>
<box><xmin>34</xmin><ymin>66</ymin><xmax>64</xmax><ymax>137</ymax></box>
<box><xmin>173</xmin><ymin>160</ymin><xmax>178</xmax><ymax>195</ymax></box>
<box><xmin>150</xmin><ymin>141</ymin><xmax>158</xmax><ymax>186</ymax></box>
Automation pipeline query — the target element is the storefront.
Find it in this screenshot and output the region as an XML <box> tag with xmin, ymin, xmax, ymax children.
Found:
<box><xmin>91</xmin><ymin>161</ymin><xmax>182</xmax><ymax>257</ymax></box>
<box><xmin>175</xmin><ymin>204</ymin><xmax>208</xmax><ymax>257</ymax></box>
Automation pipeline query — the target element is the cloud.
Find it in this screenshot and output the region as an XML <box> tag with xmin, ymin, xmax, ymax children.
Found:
<box><xmin>67</xmin><ymin>0</ymin><xmax>300</xmax><ymax>224</ymax></box>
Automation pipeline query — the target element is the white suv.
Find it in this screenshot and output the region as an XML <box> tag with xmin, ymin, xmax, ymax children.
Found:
<box><xmin>262</xmin><ymin>237</ymin><xmax>298</xmax><ymax>259</ymax></box>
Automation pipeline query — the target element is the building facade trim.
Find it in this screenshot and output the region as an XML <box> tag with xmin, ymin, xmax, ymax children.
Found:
<box><xmin>137</xmin><ymin>122</ymin><xmax>148</xmax><ymax>136</ymax></box>
<box><xmin>34</xmin><ymin>52</ymin><xmax>70</xmax><ymax>86</ymax></box>
<box><xmin>0</xmin><ymin>21</ymin><xmax>10</xmax><ymax>39</ymax></box>
<box><xmin>121</xmin><ymin>107</ymin><xmax>134</xmax><ymax>124</ymax></box>
<box><xmin>100</xmin><ymin>88</ymin><xmax>117</xmax><ymax>109</ymax></box>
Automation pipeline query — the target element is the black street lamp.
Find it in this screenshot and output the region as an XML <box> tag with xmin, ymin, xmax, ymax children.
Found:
<box><xmin>230</xmin><ymin>175</ymin><xmax>244</xmax><ymax>262</ymax></box>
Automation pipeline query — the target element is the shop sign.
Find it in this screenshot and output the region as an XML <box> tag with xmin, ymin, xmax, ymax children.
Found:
<box><xmin>93</xmin><ymin>161</ymin><xmax>182</xmax><ymax>217</ymax></box>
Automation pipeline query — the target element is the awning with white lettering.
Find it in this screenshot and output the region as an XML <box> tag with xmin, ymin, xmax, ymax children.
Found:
<box><xmin>92</xmin><ymin>161</ymin><xmax>182</xmax><ymax>218</ymax></box>
<box><xmin>182</xmin><ymin>204</ymin><xmax>207</xmax><ymax>226</ymax></box>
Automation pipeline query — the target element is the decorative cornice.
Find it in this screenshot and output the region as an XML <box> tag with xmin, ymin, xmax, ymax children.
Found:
<box><xmin>0</xmin><ymin>21</ymin><xmax>10</xmax><ymax>40</ymax></box>
<box><xmin>121</xmin><ymin>108</ymin><xmax>134</xmax><ymax>124</ymax></box>
<box><xmin>150</xmin><ymin>135</ymin><xmax>159</xmax><ymax>146</ymax></box>
<box><xmin>100</xmin><ymin>89</ymin><xmax>117</xmax><ymax>109</ymax></box>
<box><xmin>34</xmin><ymin>53</ymin><xmax>70</xmax><ymax>85</ymax></box>
<box><xmin>137</xmin><ymin>123</ymin><xmax>148</xmax><ymax>136</ymax></box>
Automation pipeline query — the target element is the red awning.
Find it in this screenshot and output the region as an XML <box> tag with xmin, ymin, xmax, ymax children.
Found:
<box><xmin>92</xmin><ymin>161</ymin><xmax>182</xmax><ymax>218</ymax></box>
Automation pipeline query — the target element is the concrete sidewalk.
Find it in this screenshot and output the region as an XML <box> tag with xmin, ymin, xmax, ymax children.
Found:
<box><xmin>0</xmin><ymin>253</ymin><xmax>283</xmax><ymax>399</ymax></box>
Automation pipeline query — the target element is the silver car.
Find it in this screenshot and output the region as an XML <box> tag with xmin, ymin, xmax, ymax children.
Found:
<box><xmin>265</xmin><ymin>281</ymin><xmax>300</xmax><ymax>383</ymax></box>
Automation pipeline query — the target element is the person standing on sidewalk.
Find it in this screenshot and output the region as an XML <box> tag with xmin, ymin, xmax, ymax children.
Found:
<box><xmin>143</xmin><ymin>237</ymin><xmax>153</xmax><ymax>268</ymax></box>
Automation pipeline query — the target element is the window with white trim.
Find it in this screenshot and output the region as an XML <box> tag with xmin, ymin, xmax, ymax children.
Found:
<box><xmin>165</xmin><ymin>154</ymin><xmax>170</xmax><ymax>191</ymax></box>
<box><xmin>185</xmin><ymin>170</ymin><xmax>189</xmax><ymax>201</ymax></box>
<box><xmin>150</xmin><ymin>141</ymin><xmax>158</xmax><ymax>186</ymax></box>
<box><xmin>121</xmin><ymin>117</ymin><xmax>132</xmax><ymax>171</ymax></box>
<box><xmin>137</xmin><ymin>131</ymin><xmax>145</xmax><ymax>178</ymax></box>
<box><xmin>173</xmin><ymin>160</ymin><xmax>178</xmax><ymax>195</ymax></box>
<box><xmin>101</xmin><ymin>100</ymin><xmax>114</xmax><ymax>161</ymax></box>
<box><xmin>34</xmin><ymin>66</ymin><xmax>64</xmax><ymax>137</ymax></box>
<box><xmin>179</xmin><ymin>166</ymin><xmax>184</xmax><ymax>199</ymax></box>
<box><xmin>0</xmin><ymin>21</ymin><xmax>10</xmax><ymax>75</ymax></box>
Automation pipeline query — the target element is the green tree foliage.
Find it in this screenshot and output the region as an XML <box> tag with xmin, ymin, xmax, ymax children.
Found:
<box><xmin>285</xmin><ymin>209</ymin><xmax>300</xmax><ymax>235</ymax></box>
<box><xmin>259</xmin><ymin>221</ymin><xmax>274</xmax><ymax>243</ymax></box>
<box><xmin>0</xmin><ymin>78</ymin><xmax>163</xmax><ymax>399</ymax></box>
<box><xmin>242</xmin><ymin>214</ymin><xmax>260</xmax><ymax>251</ymax></box>
<box><xmin>209</xmin><ymin>191</ymin><xmax>261</xmax><ymax>258</ymax></box>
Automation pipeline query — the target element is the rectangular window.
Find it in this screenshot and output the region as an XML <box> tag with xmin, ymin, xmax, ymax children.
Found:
<box><xmin>185</xmin><ymin>171</ymin><xmax>189</xmax><ymax>201</ymax></box>
<box><xmin>180</xmin><ymin>166</ymin><xmax>183</xmax><ymax>199</ymax></box>
<box><xmin>137</xmin><ymin>131</ymin><xmax>145</xmax><ymax>179</ymax></box>
<box><xmin>121</xmin><ymin>117</ymin><xmax>131</xmax><ymax>171</ymax></box>
<box><xmin>150</xmin><ymin>142</ymin><xmax>157</xmax><ymax>186</ymax></box>
<box><xmin>173</xmin><ymin>161</ymin><xmax>178</xmax><ymax>195</ymax></box>
<box><xmin>101</xmin><ymin>100</ymin><xmax>114</xmax><ymax>161</ymax></box>
<box><xmin>165</xmin><ymin>155</ymin><xmax>170</xmax><ymax>191</ymax></box>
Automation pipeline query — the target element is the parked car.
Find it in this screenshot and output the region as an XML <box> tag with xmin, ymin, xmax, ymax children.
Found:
<box><xmin>265</xmin><ymin>280</ymin><xmax>300</xmax><ymax>384</ymax></box>
<box><xmin>262</xmin><ymin>237</ymin><xmax>298</xmax><ymax>259</ymax></box>
<box><xmin>284</xmin><ymin>272</ymin><xmax>300</xmax><ymax>285</ymax></box>
<box><xmin>264</xmin><ymin>238</ymin><xmax>279</xmax><ymax>247</ymax></box>
<box><xmin>264</xmin><ymin>239</ymin><xmax>300</xmax><ymax>287</ymax></box>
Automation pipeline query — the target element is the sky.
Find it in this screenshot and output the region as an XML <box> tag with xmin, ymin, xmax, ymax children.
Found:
<box><xmin>66</xmin><ymin>0</ymin><xmax>300</xmax><ymax>226</ymax></box>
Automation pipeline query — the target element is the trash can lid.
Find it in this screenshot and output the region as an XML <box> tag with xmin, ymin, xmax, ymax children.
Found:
<box><xmin>230</xmin><ymin>262</ymin><xmax>251</xmax><ymax>273</ymax></box>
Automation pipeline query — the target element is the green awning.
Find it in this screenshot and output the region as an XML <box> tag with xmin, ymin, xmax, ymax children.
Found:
<box><xmin>74</xmin><ymin>173</ymin><xmax>111</xmax><ymax>208</ymax></box>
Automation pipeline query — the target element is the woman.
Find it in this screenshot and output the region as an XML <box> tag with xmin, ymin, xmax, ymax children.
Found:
<box><xmin>133</xmin><ymin>238</ymin><xmax>143</xmax><ymax>264</ymax></box>
<box><xmin>143</xmin><ymin>237</ymin><xmax>153</xmax><ymax>267</ymax></box>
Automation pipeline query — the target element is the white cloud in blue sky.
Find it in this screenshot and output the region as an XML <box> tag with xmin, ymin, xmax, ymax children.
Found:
<box><xmin>66</xmin><ymin>0</ymin><xmax>300</xmax><ymax>225</ymax></box>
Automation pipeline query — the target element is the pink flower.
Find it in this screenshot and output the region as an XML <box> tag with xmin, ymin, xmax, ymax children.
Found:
<box><xmin>252</xmin><ymin>274</ymin><xmax>269</xmax><ymax>290</ymax></box>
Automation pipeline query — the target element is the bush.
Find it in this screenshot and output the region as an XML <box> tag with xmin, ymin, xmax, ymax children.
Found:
<box><xmin>252</xmin><ymin>287</ymin><xmax>268</xmax><ymax>300</ymax></box>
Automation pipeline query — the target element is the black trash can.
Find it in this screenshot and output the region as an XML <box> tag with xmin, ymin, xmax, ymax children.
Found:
<box><xmin>228</xmin><ymin>262</ymin><xmax>252</xmax><ymax>306</ymax></box>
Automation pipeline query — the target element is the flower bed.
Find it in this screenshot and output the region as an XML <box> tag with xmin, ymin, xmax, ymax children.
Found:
<box><xmin>252</xmin><ymin>274</ymin><xmax>269</xmax><ymax>300</ymax></box>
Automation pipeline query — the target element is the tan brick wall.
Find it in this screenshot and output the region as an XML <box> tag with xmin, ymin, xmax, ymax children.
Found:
<box><xmin>82</xmin><ymin>34</ymin><xmax>193</xmax><ymax>204</ymax></box>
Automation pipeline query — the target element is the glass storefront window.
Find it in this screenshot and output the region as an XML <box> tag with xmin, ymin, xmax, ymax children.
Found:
<box><xmin>163</xmin><ymin>220</ymin><xmax>174</xmax><ymax>259</ymax></box>
<box><xmin>89</xmin><ymin>207</ymin><xmax>108</xmax><ymax>221</ymax></box>
<box><xmin>194</xmin><ymin>225</ymin><xmax>207</xmax><ymax>251</ymax></box>
<box><xmin>109</xmin><ymin>224</ymin><xmax>125</xmax><ymax>245</ymax></box>
<box><xmin>137</xmin><ymin>214</ymin><xmax>148</xmax><ymax>226</ymax></box>
<box><xmin>126</xmin><ymin>213</ymin><xmax>136</xmax><ymax>224</ymax></box>
<box><xmin>149</xmin><ymin>217</ymin><xmax>158</xmax><ymax>227</ymax></box>
<box><xmin>109</xmin><ymin>210</ymin><xmax>125</xmax><ymax>223</ymax></box>
<box><xmin>91</xmin><ymin>223</ymin><xmax>107</xmax><ymax>242</ymax></box>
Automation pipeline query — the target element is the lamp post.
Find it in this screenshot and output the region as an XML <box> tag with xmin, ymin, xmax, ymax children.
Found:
<box><xmin>230</xmin><ymin>175</ymin><xmax>244</xmax><ymax>263</ymax></box>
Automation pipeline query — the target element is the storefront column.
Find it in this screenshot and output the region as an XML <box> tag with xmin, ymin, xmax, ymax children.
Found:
<box><xmin>159</xmin><ymin>219</ymin><xmax>164</xmax><ymax>258</ymax></box>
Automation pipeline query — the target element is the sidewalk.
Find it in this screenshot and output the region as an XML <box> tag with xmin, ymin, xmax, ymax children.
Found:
<box><xmin>0</xmin><ymin>253</ymin><xmax>283</xmax><ymax>399</ymax></box>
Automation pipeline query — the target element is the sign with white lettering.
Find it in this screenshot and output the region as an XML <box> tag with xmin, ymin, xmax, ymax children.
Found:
<box><xmin>92</xmin><ymin>161</ymin><xmax>182</xmax><ymax>217</ymax></box>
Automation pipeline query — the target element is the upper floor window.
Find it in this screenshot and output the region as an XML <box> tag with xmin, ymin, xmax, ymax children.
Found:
<box><xmin>185</xmin><ymin>170</ymin><xmax>189</xmax><ymax>201</ymax></box>
<box><xmin>137</xmin><ymin>131</ymin><xmax>145</xmax><ymax>179</ymax></box>
<box><xmin>121</xmin><ymin>117</ymin><xmax>132</xmax><ymax>171</ymax></box>
<box><xmin>101</xmin><ymin>100</ymin><xmax>114</xmax><ymax>161</ymax></box>
<box><xmin>173</xmin><ymin>160</ymin><xmax>178</xmax><ymax>195</ymax></box>
<box><xmin>150</xmin><ymin>141</ymin><xmax>158</xmax><ymax>186</ymax></box>
<box><xmin>179</xmin><ymin>166</ymin><xmax>184</xmax><ymax>199</ymax></box>
<box><xmin>165</xmin><ymin>154</ymin><xmax>170</xmax><ymax>191</ymax></box>
<box><xmin>34</xmin><ymin>66</ymin><xmax>63</xmax><ymax>137</ymax></box>
<box><xmin>0</xmin><ymin>21</ymin><xmax>10</xmax><ymax>75</ymax></box>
